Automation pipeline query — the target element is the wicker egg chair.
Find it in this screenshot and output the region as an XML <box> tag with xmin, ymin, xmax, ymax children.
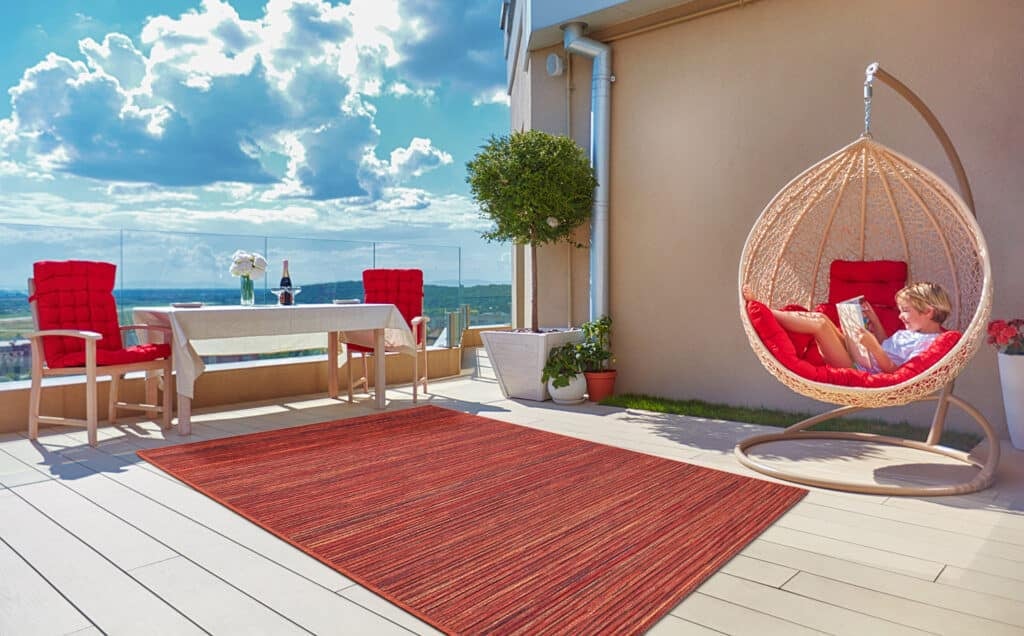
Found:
<box><xmin>735</xmin><ymin>63</ymin><xmax>999</xmax><ymax>496</ymax></box>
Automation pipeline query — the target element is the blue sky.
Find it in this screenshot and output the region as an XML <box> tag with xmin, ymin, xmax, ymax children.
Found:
<box><xmin>0</xmin><ymin>0</ymin><xmax>511</xmax><ymax>285</ymax></box>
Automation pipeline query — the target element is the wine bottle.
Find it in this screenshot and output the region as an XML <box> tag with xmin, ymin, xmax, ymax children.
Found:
<box><xmin>278</xmin><ymin>259</ymin><xmax>293</xmax><ymax>305</ymax></box>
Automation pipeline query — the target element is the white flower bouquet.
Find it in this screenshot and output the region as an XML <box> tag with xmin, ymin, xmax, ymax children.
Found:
<box><xmin>229</xmin><ymin>250</ymin><xmax>268</xmax><ymax>278</ymax></box>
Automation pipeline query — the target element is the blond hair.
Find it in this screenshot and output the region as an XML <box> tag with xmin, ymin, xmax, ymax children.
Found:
<box><xmin>897</xmin><ymin>282</ymin><xmax>951</xmax><ymax>325</ymax></box>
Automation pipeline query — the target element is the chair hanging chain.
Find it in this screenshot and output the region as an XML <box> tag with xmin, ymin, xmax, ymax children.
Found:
<box><xmin>863</xmin><ymin>62</ymin><xmax>879</xmax><ymax>137</ymax></box>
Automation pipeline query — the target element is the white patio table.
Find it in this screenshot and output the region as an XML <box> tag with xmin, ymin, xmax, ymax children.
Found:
<box><xmin>132</xmin><ymin>303</ymin><xmax>415</xmax><ymax>435</ymax></box>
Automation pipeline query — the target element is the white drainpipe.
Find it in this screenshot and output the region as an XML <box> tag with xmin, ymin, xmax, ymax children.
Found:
<box><xmin>562</xmin><ymin>22</ymin><xmax>611</xmax><ymax>321</ymax></box>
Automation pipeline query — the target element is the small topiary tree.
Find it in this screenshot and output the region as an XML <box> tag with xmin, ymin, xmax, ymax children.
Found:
<box><xmin>466</xmin><ymin>129</ymin><xmax>597</xmax><ymax>332</ymax></box>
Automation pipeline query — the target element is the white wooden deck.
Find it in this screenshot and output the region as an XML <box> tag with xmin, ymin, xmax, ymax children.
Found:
<box><xmin>2</xmin><ymin>374</ymin><xmax>1023</xmax><ymax>635</ymax></box>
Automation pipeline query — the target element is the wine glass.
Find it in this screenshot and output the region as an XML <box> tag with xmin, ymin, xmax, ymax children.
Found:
<box><xmin>270</xmin><ymin>286</ymin><xmax>302</xmax><ymax>305</ymax></box>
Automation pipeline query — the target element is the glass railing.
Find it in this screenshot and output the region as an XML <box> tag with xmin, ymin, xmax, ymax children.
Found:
<box><xmin>0</xmin><ymin>222</ymin><xmax>512</xmax><ymax>383</ymax></box>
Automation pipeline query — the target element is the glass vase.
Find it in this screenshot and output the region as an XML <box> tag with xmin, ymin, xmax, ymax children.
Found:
<box><xmin>239</xmin><ymin>275</ymin><xmax>255</xmax><ymax>306</ymax></box>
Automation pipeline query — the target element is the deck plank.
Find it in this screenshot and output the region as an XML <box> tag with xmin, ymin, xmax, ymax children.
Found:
<box><xmin>718</xmin><ymin>554</ymin><xmax>798</xmax><ymax>588</ymax></box>
<box><xmin>50</xmin><ymin>446</ymin><xmax>413</xmax><ymax>635</ymax></box>
<box><xmin>92</xmin><ymin>446</ymin><xmax>356</xmax><ymax>592</ymax></box>
<box><xmin>670</xmin><ymin>592</ymin><xmax>824</xmax><ymax>636</ymax></box>
<box><xmin>936</xmin><ymin>565</ymin><xmax>1024</xmax><ymax>603</ymax></box>
<box><xmin>790</xmin><ymin>501</ymin><xmax>1024</xmax><ymax>561</ymax></box>
<box><xmin>743</xmin><ymin>539</ymin><xmax>1024</xmax><ymax>627</ymax></box>
<box><xmin>14</xmin><ymin>479</ymin><xmax>177</xmax><ymax>571</ymax></box>
<box><xmin>697</xmin><ymin>572</ymin><xmax>929</xmax><ymax>635</ymax></box>
<box><xmin>757</xmin><ymin>524</ymin><xmax>945</xmax><ymax>580</ymax></box>
<box><xmin>783</xmin><ymin>571</ymin><xmax>1024</xmax><ymax>635</ymax></box>
<box><xmin>804</xmin><ymin>491</ymin><xmax>1024</xmax><ymax>545</ymax></box>
<box><xmin>0</xmin><ymin>508</ymin><xmax>93</xmax><ymax>636</ymax></box>
<box><xmin>131</xmin><ymin>556</ymin><xmax>312</xmax><ymax>635</ymax></box>
<box><xmin>777</xmin><ymin>509</ymin><xmax>1024</xmax><ymax>581</ymax></box>
<box><xmin>648</xmin><ymin>613</ymin><xmax>729</xmax><ymax>635</ymax></box>
<box><xmin>0</xmin><ymin>489</ymin><xmax>203</xmax><ymax>634</ymax></box>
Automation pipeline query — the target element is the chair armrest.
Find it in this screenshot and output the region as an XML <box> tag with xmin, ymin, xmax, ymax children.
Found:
<box><xmin>411</xmin><ymin>316</ymin><xmax>430</xmax><ymax>348</ymax></box>
<box><xmin>27</xmin><ymin>329</ymin><xmax>103</xmax><ymax>341</ymax></box>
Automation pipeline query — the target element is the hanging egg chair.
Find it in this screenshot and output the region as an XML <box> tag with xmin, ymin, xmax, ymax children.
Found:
<box><xmin>735</xmin><ymin>63</ymin><xmax>999</xmax><ymax>496</ymax></box>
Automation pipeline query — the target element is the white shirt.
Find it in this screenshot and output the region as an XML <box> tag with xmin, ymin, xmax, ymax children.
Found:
<box><xmin>880</xmin><ymin>329</ymin><xmax>942</xmax><ymax>368</ymax></box>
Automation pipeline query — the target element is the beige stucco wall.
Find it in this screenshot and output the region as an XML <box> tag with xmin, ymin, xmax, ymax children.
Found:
<box><xmin>513</xmin><ymin>0</ymin><xmax>1024</xmax><ymax>437</ymax></box>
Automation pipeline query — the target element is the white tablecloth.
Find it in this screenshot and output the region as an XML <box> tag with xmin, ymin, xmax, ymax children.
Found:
<box><xmin>132</xmin><ymin>303</ymin><xmax>415</xmax><ymax>399</ymax></box>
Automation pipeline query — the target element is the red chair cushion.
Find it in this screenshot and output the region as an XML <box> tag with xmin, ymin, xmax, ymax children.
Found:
<box><xmin>349</xmin><ymin>268</ymin><xmax>424</xmax><ymax>353</ymax></box>
<box><xmin>31</xmin><ymin>260</ymin><xmax>170</xmax><ymax>369</ymax></box>
<box><xmin>48</xmin><ymin>344</ymin><xmax>173</xmax><ymax>369</ymax></box>
<box><xmin>746</xmin><ymin>299</ymin><xmax>960</xmax><ymax>388</ymax></box>
<box><xmin>822</xmin><ymin>260</ymin><xmax>908</xmax><ymax>336</ymax></box>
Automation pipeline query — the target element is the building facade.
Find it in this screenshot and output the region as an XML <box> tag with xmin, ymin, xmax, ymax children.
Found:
<box><xmin>502</xmin><ymin>0</ymin><xmax>1024</xmax><ymax>437</ymax></box>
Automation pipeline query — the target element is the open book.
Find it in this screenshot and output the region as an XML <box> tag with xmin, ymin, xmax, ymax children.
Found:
<box><xmin>835</xmin><ymin>295</ymin><xmax>874</xmax><ymax>369</ymax></box>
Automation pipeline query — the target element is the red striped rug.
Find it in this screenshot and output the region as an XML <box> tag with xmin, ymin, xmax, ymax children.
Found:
<box><xmin>139</xmin><ymin>405</ymin><xmax>805</xmax><ymax>634</ymax></box>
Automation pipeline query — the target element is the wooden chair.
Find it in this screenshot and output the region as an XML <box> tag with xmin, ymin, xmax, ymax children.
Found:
<box><xmin>27</xmin><ymin>260</ymin><xmax>173</xmax><ymax>447</ymax></box>
<box><xmin>346</xmin><ymin>269</ymin><xmax>429</xmax><ymax>403</ymax></box>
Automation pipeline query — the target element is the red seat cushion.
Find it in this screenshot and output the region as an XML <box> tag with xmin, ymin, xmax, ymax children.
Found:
<box><xmin>32</xmin><ymin>260</ymin><xmax>170</xmax><ymax>369</ymax></box>
<box><xmin>48</xmin><ymin>344</ymin><xmax>172</xmax><ymax>369</ymax></box>
<box><xmin>349</xmin><ymin>268</ymin><xmax>424</xmax><ymax>353</ymax></box>
<box><xmin>746</xmin><ymin>299</ymin><xmax>960</xmax><ymax>388</ymax></box>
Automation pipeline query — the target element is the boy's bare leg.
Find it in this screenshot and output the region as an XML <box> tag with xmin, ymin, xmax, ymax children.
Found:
<box><xmin>744</xmin><ymin>285</ymin><xmax>854</xmax><ymax>367</ymax></box>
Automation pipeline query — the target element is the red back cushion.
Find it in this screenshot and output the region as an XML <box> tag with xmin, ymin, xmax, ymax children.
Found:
<box><xmin>826</xmin><ymin>260</ymin><xmax>907</xmax><ymax>335</ymax></box>
<box><xmin>363</xmin><ymin>269</ymin><xmax>424</xmax><ymax>345</ymax></box>
<box><xmin>32</xmin><ymin>261</ymin><xmax>124</xmax><ymax>366</ymax></box>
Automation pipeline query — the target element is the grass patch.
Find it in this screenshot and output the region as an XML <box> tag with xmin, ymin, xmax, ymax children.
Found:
<box><xmin>602</xmin><ymin>393</ymin><xmax>982</xmax><ymax>452</ymax></box>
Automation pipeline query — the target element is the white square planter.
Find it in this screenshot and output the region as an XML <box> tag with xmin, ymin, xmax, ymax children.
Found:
<box><xmin>481</xmin><ymin>329</ymin><xmax>583</xmax><ymax>401</ymax></box>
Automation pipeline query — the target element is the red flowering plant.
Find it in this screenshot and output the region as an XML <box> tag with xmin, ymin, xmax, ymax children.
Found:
<box><xmin>987</xmin><ymin>319</ymin><xmax>1024</xmax><ymax>355</ymax></box>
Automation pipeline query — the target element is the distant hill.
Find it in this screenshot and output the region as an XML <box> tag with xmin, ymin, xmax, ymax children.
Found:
<box><xmin>0</xmin><ymin>282</ymin><xmax>512</xmax><ymax>329</ymax></box>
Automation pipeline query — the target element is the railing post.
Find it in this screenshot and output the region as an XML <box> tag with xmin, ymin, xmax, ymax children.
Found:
<box><xmin>447</xmin><ymin>312</ymin><xmax>459</xmax><ymax>349</ymax></box>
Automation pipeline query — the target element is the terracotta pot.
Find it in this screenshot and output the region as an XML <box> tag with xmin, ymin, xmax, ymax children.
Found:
<box><xmin>584</xmin><ymin>370</ymin><xmax>617</xmax><ymax>402</ymax></box>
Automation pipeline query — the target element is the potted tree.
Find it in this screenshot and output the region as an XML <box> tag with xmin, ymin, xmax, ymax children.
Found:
<box><xmin>541</xmin><ymin>342</ymin><xmax>587</xmax><ymax>405</ymax></box>
<box><xmin>578</xmin><ymin>315</ymin><xmax>616</xmax><ymax>402</ymax></box>
<box><xmin>466</xmin><ymin>129</ymin><xmax>597</xmax><ymax>400</ymax></box>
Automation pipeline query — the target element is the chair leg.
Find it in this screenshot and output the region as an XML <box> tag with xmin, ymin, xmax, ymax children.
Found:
<box><xmin>161</xmin><ymin>361</ymin><xmax>173</xmax><ymax>430</ymax></box>
<box><xmin>109</xmin><ymin>373</ymin><xmax>120</xmax><ymax>425</ymax></box>
<box><xmin>347</xmin><ymin>348</ymin><xmax>354</xmax><ymax>403</ymax></box>
<box><xmin>86</xmin><ymin>356</ymin><xmax>98</xmax><ymax>448</ymax></box>
<box><xmin>413</xmin><ymin>346</ymin><xmax>419</xmax><ymax>403</ymax></box>
<box><xmin>362</xmin><ymin>355</ymin><xmax>370</xmax><ymax>394</ymax></box>
<box><xmin>28</xmin><ymin>365</ymin><xmax>42</xmax><ymax>441</ymax></box>
<box><xmin>421</xmin><ymin>341</ymin><xmax>428</xmax><ymax>394</ymax></box>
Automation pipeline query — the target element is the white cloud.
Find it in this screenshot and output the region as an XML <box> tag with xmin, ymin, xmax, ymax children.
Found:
<box><xmin>389</xmin><ymin>137</ymin><xmax>453</xmax><ymax>179</ymax></box>
<box><xmin>104</xmin><ymin>183</ymin><xmax>199</xmax><ymax>203</ymax></box>
<box><xmin>80</xmin><ymin>33</ymin><xmax>147</xmax><ymax>89</ymax></box>
<box><xmin>359</xmin><ymin>137</ymin><xmax>452</xmax><ymax>197</ymax></box>
<box><xmin>472</xmin><ymin>87</ymin><xmax>510</xmax><ymax>107</ymax></box>
<box><xmin>0</xmin><ymin>160</ymin><xmax>53</xmax><ymax>180</ymax></box>
<box><xmin>387</xmin><ymin>81</ymin><xmax>435</xmax><ymax>101</ymax></box>
<box><xmin>0</xmin><ymin>0</ymin><xmax>476</xmax><ymax>202</ymax></box>
<box><xmin>205</xmin><ymin>182</ymin><xmax>256</xmax><ymax>200</ymax></box>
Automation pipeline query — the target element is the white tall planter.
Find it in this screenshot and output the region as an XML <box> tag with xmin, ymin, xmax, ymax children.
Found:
<box><xmin>481</xmin><ymin>329</ymin><xmax>583</xmax><ymax>401</ymax></box>
<box><xmin>998</xmin><ymin>352</ymin><xmax>1024</xmax><ymax>450</ymax></box>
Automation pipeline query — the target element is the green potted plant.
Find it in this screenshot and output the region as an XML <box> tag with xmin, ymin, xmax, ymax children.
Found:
<box><xmin>541</xmin><ymin>342</ymin><xmax>586</xmax><ymax>404</ymax></box>
<box><xmin>578</xmin><ymin>315</ymin><xmax>616</xmax><ymax>402</ymax></box>
<box><xmin>466</xmin><ymin>129</ymin><xmax>597</xmax><ymax>400</ymax></box>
